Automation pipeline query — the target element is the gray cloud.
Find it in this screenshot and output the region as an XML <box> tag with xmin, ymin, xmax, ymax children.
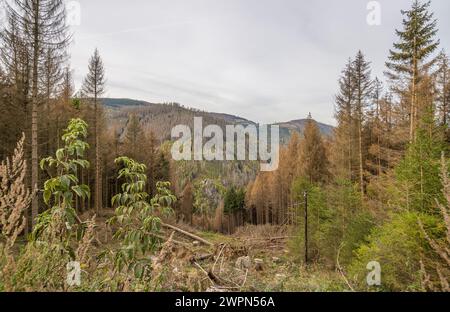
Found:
<box><xmin>71</xmin><ymin>0</ymin><xmax>450</xmax><ymax>125</ymax></box>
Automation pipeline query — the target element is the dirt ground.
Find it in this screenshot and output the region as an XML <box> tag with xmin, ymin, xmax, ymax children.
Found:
<box><xmin>79</xmin><ymin>210</ymin><xmax>348</xmax><ymax>292</ymax></box>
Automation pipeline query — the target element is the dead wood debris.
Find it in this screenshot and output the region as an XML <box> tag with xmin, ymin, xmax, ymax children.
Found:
<box><xmin>161</xmin><ymin>222</ymin><xmax>213</xmax><ymax>246</ymax></box>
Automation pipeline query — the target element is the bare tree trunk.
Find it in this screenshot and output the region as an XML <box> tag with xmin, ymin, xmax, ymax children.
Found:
<box><xmin>95</xmin><ymin>95</ymin><xmax>102</xmax><ymax>213</ymax></box>
<box><xmin>358</xmin><ymin>121</ymin><xmax>364</xmax><ymax>196</ymax></box>
<box><xmin>348</xmin><ymin>121</ymin><xmax>353</xmax><ymax>181</ymax></box>
<box><xmin>31</xmin><ymin>101</ymin><xmax>38</xmax><ymax>227</ymax></box>
<box><xmin>443</xmin><ymin>71</ymin><xmax>448</xmax><ymax>126</ymax></box>
<box><xmin>410</xmin><ymin>39</ymin><xmax>417</xmax><ymax>144</ymax></box>
<box><xmin>31</xmin><ymin>1</ymin><xmax>40</xmax><ymax>229</ymax></box>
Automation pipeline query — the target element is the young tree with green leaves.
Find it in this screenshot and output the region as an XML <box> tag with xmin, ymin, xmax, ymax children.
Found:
<box><xmin>109</xmin><ymin>157</ymin><xmax>175</xmax><ymax>280</ymax></box>
<box><xmin>36</xmin><ymin>118</ymin><xmax>90</xmax><ymax>242</ymax></box>
<box><xmin>224</xmin><ymin>186</ymin><xmax>245</xmax><ymax>215</ymax></box>
<box><xmin>419</xmin><ymin>154</ymin><xmax>450</xmax><ymax>291</ymax></box>
<box><xmin>7</xmin><ymin>119</ymin><xmax>92</xmax><ymax>291</ymax></box>
<box><xmin>395</xmin><ymin>127</ymin><xmax>446</xmax><ymax>214</ymax></box>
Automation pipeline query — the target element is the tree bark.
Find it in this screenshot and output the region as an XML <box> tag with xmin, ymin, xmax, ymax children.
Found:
<box><xmin>358</xmin><ymin>120</ymin><xmax>364</xmax><ymax>196</ymax></box>
<box><xmin>31</xmin><ymin>1</ymin><xmax>40</xmax><ymax>229</ymax></box>
<box><xmin>95</xmin><ymin>92</ymin><xmax>102</xmax><ymax>213</ymax></box>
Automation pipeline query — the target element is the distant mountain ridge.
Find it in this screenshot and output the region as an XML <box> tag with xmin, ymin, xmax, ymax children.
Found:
<box><xmin>275</xmin><ymin>119</ymin><xmax>334</xmax><ymax>138</ymax></box>
<box><xmin>101</xmin><ymin>98</ymin><xmax>334</xmax><ymax>143</ymax></box>
<box><xmin>101</xmin><ymin>98</ymin><xmax>151</xmax><ymax>108</ymax></box>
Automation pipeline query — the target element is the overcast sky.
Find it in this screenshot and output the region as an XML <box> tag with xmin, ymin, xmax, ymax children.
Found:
<box><xmin>70</xmin><ymin>0</ymin><xmax>450</xmax><ymax>125</ymax></box>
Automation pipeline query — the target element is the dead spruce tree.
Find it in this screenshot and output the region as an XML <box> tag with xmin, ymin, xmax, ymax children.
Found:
<box><xmin>352</xmin><ymin>51</ymin><xmax>373</xmax><ymax>195</ymax></box>
<box><xmin>3</xmin><ymin>0</ymin><xmax>70</xmax><ymax>229</ymax></box>
<box><xmin>82</xmin><ymin>49</ymin><xmax>106</xmax><ymax>214</ymax></box>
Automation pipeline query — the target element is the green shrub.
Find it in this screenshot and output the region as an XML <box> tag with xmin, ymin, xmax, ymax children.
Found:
<box><xmin>348</xmin><ymin>212</ymin><xmax>445</xmax><ymax>291</ymax></box>
<box><xmin>108</xmin><ymin>157</ymin><xmax>176</xmax><ymax>283</ymax></box>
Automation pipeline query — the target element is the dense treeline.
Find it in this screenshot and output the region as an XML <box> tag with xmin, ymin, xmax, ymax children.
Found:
<box><xmin>0</xmin><ymin>0</ymin><xmax>172</xmax><ymax>233</ymax></box>
<box><xmin>0</xmin><ymin>0</ymin><xmax>449</xmax><ymax>292</ymax></box>
<box><xmin>244</xmin><ymin>0</ymin><xmax>449</xmax><ymax>290</ymax></box>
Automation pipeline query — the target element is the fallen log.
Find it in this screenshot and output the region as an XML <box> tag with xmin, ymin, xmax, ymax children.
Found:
<box><xmin>208</xmin><ymin>269</ymin><xmax>226</xmax><ymax>286</ymax></box>
<box><xmin>245</xmin><ymin>236</ymin><xmax>292</xmax><ymax>241</ymax></box>
<box><xmin>190</xmin><ymin>253</ymin><xmax>214</xmax><ymax>263</ymax></box>
<box><xmin>161</xmin><ymin>222</ymin><xmax>213</xmax><ymax>247</ymax></box>
<box><xmin>151</xmin><ymin>232</ymin><xmax>190</xmax><ymax>247</ymax></box>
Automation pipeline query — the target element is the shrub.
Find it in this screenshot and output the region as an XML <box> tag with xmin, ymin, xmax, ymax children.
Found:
<box><xmin>0</xmin><ymin>134</ymin><xmax>31</xmax><ymax>291</ymax></box>
<box><xmin>348</xmin><ymin>212</ymin><xmax>445</xmax><ymax>291</ymax></box>
<box><xmin>108</xmin><ymin>157</ymin><xmax>175</xmax><ymax>284</ymax></box>
<box><xmin>36</xmin><ymin>118</ymin><xmax>90</xmax><ymax>243</ymax></box>
<box><xmin>3</xmin><ymin>119</ymin><xmax>92</xmax><ymax>291</ymax></box>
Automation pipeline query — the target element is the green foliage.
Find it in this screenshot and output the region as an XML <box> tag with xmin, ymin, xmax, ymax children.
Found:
<box><xmin>193</xmin><ymin>178</ymin><xmax>225</xmax><ymax>216</ymax></box>
<box><xmin>223</xmin><ymin>187</ymin><xmax>245</xmax><ymax>215</ymax></box>
<box><xmin>290</xmin><ymin>178</ymin><xmax>373</xmax><ymax>267</ymax></box>
<box><xmin>35</xmin><ymin>118</ymin><xmax>90</xmax><ymax>242</ymax></box>
<box><xmin>109</xmin><ymin>156</ymin><xmax>176</xmax><ymax>280</ymax></box>
<box><xmin>290</xmin><ymin>178</ymin><xmax>328</xmax><ymax>263</ymax></box>
<box><xmin>349</xmin><ymin>212</ymin><xmax>445</xmax><ymax>291</ymax></box>
<box><xmin>324</xmin><ymin>180</ymin><xmax>373</xmax><ymax>266</ymax></box>
<box><xmin>395</xmin><ymin>127</ymin><xmax>446</xmax><ymax>214</ymax></box>
<box><xmin>3</xmin><ymin>119</ymin><xmax>92</xmax><ymax>291</ymax></box>
<box><xmin>11</xmin><ymin>241</ymin><xmax>71</xmax><ymax>291</ymax></box>
<box><xmin>155</xmin><ymin>151</ymin><xmax>171</xmax><ymax>182</ymax></box>
<box><xmin>71</xmin><ymin>97</ymin><xmax>81</xmax><ymax>110</ymax></box>
<box><xmin>386</xmin><ymin>0</ymin><xmax>439</xmax><ymax>81</ymax></box>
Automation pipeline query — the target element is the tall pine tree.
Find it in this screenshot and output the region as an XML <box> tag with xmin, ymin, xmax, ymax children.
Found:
<box><xmin>352</xmin><ymin>51</ymin><xmax>373</xmax><ymax>194</ymax></box>
<box><xmin>334</xmin><ymin>58</ymin><xmax>357</xmax><ymax>181</ymax></box>
<box><xmin>385</xmin><ymin>0</ymin><xmax>439</xmax><ymax>143</ymax></box>
<box><xmin>83</xmin><ymin>49</ymin><xmax>106</xmax><ymax>213</ymax></box>
<box><xmin>2</xmin><ymin>0</ymin><xmax>70</xmax><ymax>228</ymax></box>
<box><xmin>298</xmin><ymin>115</ymin><xmax>329</xmax><ymax>184</ymax></box>
<box><xmin>435</xmin><ymin>50</ymin><xmax>450</xmax><ymax>127</ymax></box>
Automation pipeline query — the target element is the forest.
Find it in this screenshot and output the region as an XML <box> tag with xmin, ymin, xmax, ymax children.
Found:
<box><xmin>0</xmin><ymin>0</ymin><xmax>449</xmax><ymax>292</ymax></box>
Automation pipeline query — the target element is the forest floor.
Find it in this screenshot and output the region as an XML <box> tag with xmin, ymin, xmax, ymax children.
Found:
<box><xmin>82</xmin><ymin>210</ymin><xmax>348</xmax><ymax>292</ymax></box>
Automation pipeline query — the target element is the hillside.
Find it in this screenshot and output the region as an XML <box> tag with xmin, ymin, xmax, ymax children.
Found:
<box><xmin>275</xmin><ymin>119</ymin><xmax>334</xmax><ymax>137</ymax></box>
<box><xmin>102</xmin><ymin>98</ymin><xmax>334</xmax><ymax>143</ymax></box>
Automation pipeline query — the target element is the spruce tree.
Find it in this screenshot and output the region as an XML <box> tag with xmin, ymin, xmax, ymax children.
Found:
<box><xmin>352</xmin><ymin>51</ymin><xmax>373</xmax><ymax>194</ymax></box>
<box><xmin>124</xmin><ymin>113</ymin><xmax>145</xmax><ymax>160</ymax></box>
<box><xmin>385</xmin><ymin>0</ymin><xmax>440</xmax><ymax>143</ymax></box>
<box><xmin>2</xmin><ymin>0</ymin><xmax>70</xmax><ymax>228</ymax></box>
<box><xmin>395</xmin><ymin>110</ymin><xmax>446</xmax><ymax>214</ymax></box>
<box><xmin>334</xmin><ymin>58</ymin><xmax>357</xmax><ymax>181</ymax></box>
<box><xmin>368</xmin><ymin>78</ymin><xmax>384</xmax><ymax>176</ymax></box>
<box><xmin>83</xmin><ymin>49</ymin><xmax>106</xmax><ymax>214</ymax></box>
<box><xmin>298</xmin><ymin>115</ymin><xmax>329</xmax><ymax>184</ymax></box>
<box><xmin>435</xmin><ymin>50</ymin><xmax>450</xmax><ymax>127</ymax></box>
